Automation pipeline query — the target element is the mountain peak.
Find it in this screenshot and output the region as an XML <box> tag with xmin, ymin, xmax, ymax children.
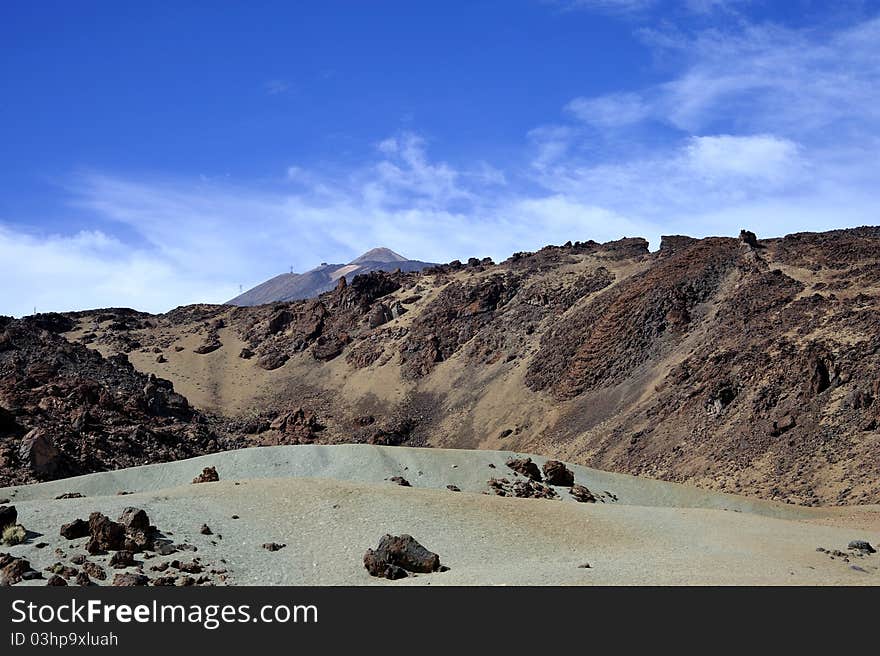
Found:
<box><xmin>349</xmin><ymin>247</ymin><xmax>407</xmax><ymax>264</ymax></box>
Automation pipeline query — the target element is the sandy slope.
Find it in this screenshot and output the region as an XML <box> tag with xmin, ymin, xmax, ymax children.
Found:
<box><xmin>2</xmin><ymin>446</ymin><xmax>878</xmax><ymax>585</ymax></box>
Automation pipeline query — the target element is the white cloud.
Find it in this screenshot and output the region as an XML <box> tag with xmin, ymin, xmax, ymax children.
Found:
<box><xmin>565</xmin><ymin>92</ymin><xmax>651</xmax><ymax>128</ymax></box>
<box><xmin>0</xmin><ymin>227</ymin><xmax>235</xmax><ymax>317</ymax></box>
<box><xmin>2</xmin><ymin>14</ymin><xmax>879</xmax><ymax>316</ymax></box>
<box><xmin>642</xmin><ymin>19</ymin><xmax>880</xmax><ymax>135</ymax></box>
<box><xmin>684</xmin><ymin>134</ymin><xmax>802</xmax><ymax>181</ymax></box>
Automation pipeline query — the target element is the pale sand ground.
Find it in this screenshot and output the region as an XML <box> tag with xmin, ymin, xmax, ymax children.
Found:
<box><xmin>2</xmin><ymin>445</ymin><xmax>878</xmax><ymax>585</ymax></box>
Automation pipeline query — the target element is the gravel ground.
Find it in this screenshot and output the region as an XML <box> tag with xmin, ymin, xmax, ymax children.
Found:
<box><xmin>2</xmin><ymin>445</ymin><xmax>878</xmax><ymax>585</ymax></box>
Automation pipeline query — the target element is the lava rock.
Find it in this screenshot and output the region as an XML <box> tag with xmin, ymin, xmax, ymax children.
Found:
<box><xmin>0</xmin><ymin>553</ymin><xmax>36</xmax><ymax>586</ymax></box>
<box><xmin>18</xmin><ymin>429</ymin><xmax>61</xmax><ymax>478</ymax></box>
<box><xmin>389</xmin><ymin>476</ymin><xmax>411</xmax><ymax>487</ymax></box>
<box><xmin>192</xmin><ymin>466</ymin><xmax>219</xmax><ymax>484</ymax></box>
<box><xmin>118</xmin><ymin>507</ymin><xmax>150</xmax><ymax>532</ymax></box>
<box><xmin>0</xmin><ymin>505</ymin><xmax>16</xmax><ymax>530</ymax></box>
<box><xmin>109</xmin><ymin>550</ymin><xmax>135</xmax><ymax>568</ymax></box>
<box><xmin>112</xmin><ymin>572</ymin><xmax>149</xmax><ymax>586</ymax></box>
<box><xmin>262</xmin><ymin>542</ymin><xmax>286</xmax><ymax>552</ymax></box>
<box><xmin>85</xmin><ymin>513</ymin><xmax>126</xmax><ymax>554</ymax></box>
<box><xmin>82</xmin><ymin>561</ymin><xmax>107</xmax><ymax>581</ymax></box>
<box><xmin>505</xmin><ymin>457</ymin><xmax>542</xmax><ymax>482</ymax></box>
<box><xmin>60</xmin><ymin>518</ymin><xmax>89</xmax><ymax>540</ymax></box>
<box><xmin>570</xmin><ymin>484</ymin><xmax>597</xmax><ymax>503</ymax></box>
<box><xmin>542</xmin><ymin>460</ymin><xmax>575</xmax><ymax>486</ymax></box>
<box><xmin>363</xmin><ymin>534</ymin><xmax>442</xmax><ymax>579</ymax></box>
<box><xmin>848</xmin><ymin>540</ymin><xmax>876</xmax><ymax>554</ymax></box>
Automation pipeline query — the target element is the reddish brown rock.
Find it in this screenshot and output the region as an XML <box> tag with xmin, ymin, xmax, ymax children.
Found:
<box><xmin>118</xmin><ymin>507</ymin><xmax>150</xmax><ymax>532</ymax></box>
<box><xmin>60</xmin><ymin>518</ymin><xmax>89</xmax><ymax>540</ymax></box>
<box><xmin>112</xmin><ymin>572</ymin><xmax>149</xmax><ymax>586</ymax></box>
<box><xmin>542</xmin><ymin>460</ymin><xmax>575</xmax><ymax>487</ymax></box>
<box><xmin>192</xmin><ymin>466</ymin><xmax>219</xmax><ymax>484</ymax></box>
<box><xmin>0</xmin><ymin>553</ymin><xmax>37</xmax><ymax>586</ymax></box>
<box><xmin>363</xmin><ymin>534</ymin><xmax>443</xmax><ymax>579</ymax></box>
<box><xmin>18</xmin><ymin>429</ymin><xmax>61</xmax><ymax>478</ymax></box>
<box><xmin>570</xmin><ymin>484</ymin><xmax>597</xmax><ymax>503</ymax></box>
<box><xmin>109</xmin><ymin>550</ymin><xmax>135</xmax><ymax>568</ymax></box>
<box><xmin>82</xmin><ymin>560</ymin><xmax>106</xmax><ymax>581</ymax></box>
<box><xmin>85</xmin><ymin>513</ymin><xmax>126</xmax><ymax>554</ymax></box>
<box><xmin>505</xmin><ymin>457</ymin><xmax>542</xmax><ymax>482</ymax></box>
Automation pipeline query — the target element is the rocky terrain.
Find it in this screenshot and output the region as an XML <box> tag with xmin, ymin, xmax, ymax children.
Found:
<box><xmin>2</xmin><ymin>227</ymin><xmax>879</xmax><ymax>506</ymax></box>
<box><xmin>0</xmin><ymin>313</ymin><xmax>242</xmax><ymax>487</ymax></box>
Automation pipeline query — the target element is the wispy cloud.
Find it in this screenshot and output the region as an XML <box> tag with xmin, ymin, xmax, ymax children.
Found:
<box><xmin>1</xmin><ymin>12</ymin><xmax>878</xmax><ymax>316</ymax></box>
<box><xmin>565</xmin><ymin>92</ymin><xmax>651</xmax><ymax>128</ymax></box>
<box><xmin>264</xmin><ymin>79</ymin><xmax>290</xmax><ymax>95</ymax></box>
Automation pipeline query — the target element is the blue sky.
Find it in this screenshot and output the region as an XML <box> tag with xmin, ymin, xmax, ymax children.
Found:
<box><xmin>2</xmin><ymin>0</ymin><xmax>879</xmax><ymax>315</ymax></box>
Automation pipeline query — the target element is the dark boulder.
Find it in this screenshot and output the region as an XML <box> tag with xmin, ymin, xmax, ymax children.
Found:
<box><xmin>109</xmin><ymin>550</ymin><xmax>135</xmax><ymax>568</ymax></box>
<box><xmin>848</xmin><ymin>540</ymin><xmax>876</xmax><ymax>554</ymax></box>
<box><xmin>505</xmin><ymin>457</ymin><xmax>542</xmax><ymax>482</ymax></box>
<box><xmin>192</xmin><ymin>466</ymin><xmax>219</xmax><ymax>484</ymax></box>
<box><xmin>570</xmin><ymin>484</ymin><xmax>597</xmax><ymax>503</ymax></box>
<box><xmin>18</xmin><ymin>429</ymin><xmax>61</xmax><ymax>478</ymax></box>
<box><xmin>739</xmin><ymin>229</ymin><xmax>759</xmax><ymax>247</ymax></box>
<box><xmin>542</xmin><ymin>460</ymin><xmax>575</xmax><ymax>486</ymax></box>
<box><xmin>112</xmin><ymin>572</ymin><xmax>149</xmax><ymax>586</ymax></box>
<box><xmin>60</xmin><ymin>519</ymin><xmax>89</xmax><ymax>540</ymax></box>
<box><xmin>82</xmin><ymin>562</ymin><xmax>106</xmax><ymax>581</ymax></box>
<box><xmin>0</xmin><ymin>505</ymin><xmax>16</xmax><ymax>530</ymax></box>
<box><xmin>0</xmin><ymin>553</ymin><xmax>37</xmax><ymax>586</ymax></box>
<box><xmin>363</xmin><ymin>534</ymin><xmax>442</xmax><ymax>580</ymax></box>
<box><xmin>85</xmin><ymin>513</ymin><xmax>126</xmax><ymax>554</ymax></box>
<box><xmin>118</xmin><ymin>507</ymin><xmax>150</xmax><ymax>532</ymax></box>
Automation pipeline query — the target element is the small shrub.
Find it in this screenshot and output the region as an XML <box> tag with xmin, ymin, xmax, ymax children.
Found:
<box><xmin>2</xmin><ymin>524</ymin><xmax>26</xmax><ymax>545</ymax></box>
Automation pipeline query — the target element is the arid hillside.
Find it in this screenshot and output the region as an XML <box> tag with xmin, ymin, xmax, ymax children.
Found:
<box><xmin>3</xmin><ymin>227</ymin><xmax>879</xmax><ymax>505</ymax></box>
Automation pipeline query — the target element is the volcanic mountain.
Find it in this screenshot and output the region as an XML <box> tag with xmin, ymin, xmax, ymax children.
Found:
<box><xmin>2</xmin><ymin>227</ymin><xmax>880</xmax><ymax>508</ymax></box>
<box><xmin>226</xmin><ymin>247</ymin><xmax>437</xmax><ymax>306</ymax></box>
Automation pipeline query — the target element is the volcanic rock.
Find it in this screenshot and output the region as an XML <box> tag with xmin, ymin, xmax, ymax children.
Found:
<box><xmin>85</xmin><ymin>513</ymin><xmax>126</xmax><ymax>554</ymax></box>
<box><xmin>109</xmin><ymin>550</ymin><xmax>135</xmax><ymax>568</ymax></box>
<box><xmin>18</xmin><ymin>429</ymin><xmax>61</xmax><ymax>478</ymax></box>
<box><xmin>192</xmin><ymin>466</ymin><xmax>219</xmax><ymax>484</ymax></box>
<box><xmin>60</xmin><ymin>519</ymin><xmax>89</xmax><ymax>540</ymax></box>
<box><xmin>848</xmin><ymin>540</ymin><xmax>876</xmax><ymax>554</ymax></box>
<box><xmin>0</xmin><ymin>505</ymin><xmax>16</xmax><ymax>529</ymax></box>
<box><xmin>112</xmin><ymin>572</ymin><xmax>149</xmax><ymax>586</ymax></box>
<box><xmin>0</xmin><ymin>553</ymin><xmax>36</xmax><ymax>586</ymax></box>
<box><xmin>363</xmin><ymin>534</ymin><xmax>442</xmax><ymax>579</ymax></box>
<box><xmin>118</xmin><ymin>507</ymin><xmax>150</xmax><ymax>532</ymax></box>
<box><xmin>505</xmin><ymin>457</ymin><xmax>542</xmax><ymax>482</ymax></box>
<box><xmin>542</xmin><ymin>460</ymin><xmax>575</xmax><ymax>486</ymax></box>
<box><xmin>570</xmin><ymin>485</ymin><xmax>597</xmax><ymax>503</ymax></box>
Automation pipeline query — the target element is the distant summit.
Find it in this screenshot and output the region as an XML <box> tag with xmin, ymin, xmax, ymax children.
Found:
<box><xmin>350</xmin><ymin>247</ymin><xmax>408</xmax><ymax>264</ymax></box>
<box><xmin>227</xmin><ymin>248</ymin><xmax>437</xmax><ymax>306</ymax></box>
